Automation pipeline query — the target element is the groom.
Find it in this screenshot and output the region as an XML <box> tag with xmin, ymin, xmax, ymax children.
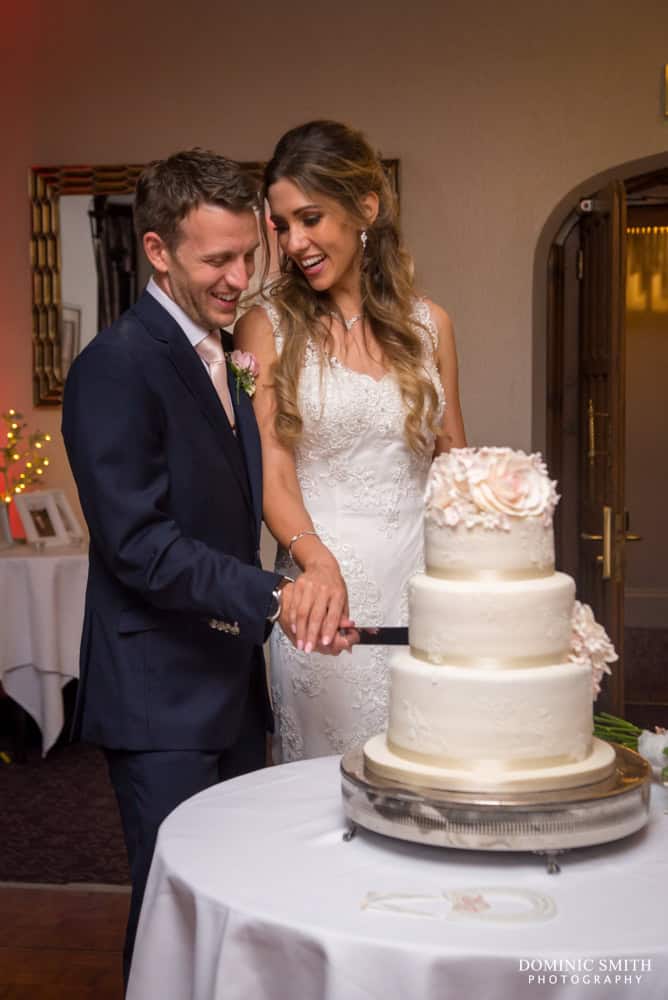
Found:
<box><xmin>62</xmin><ymin>149</ymin><xmax>352</xmax><ymax>988</ymax></box>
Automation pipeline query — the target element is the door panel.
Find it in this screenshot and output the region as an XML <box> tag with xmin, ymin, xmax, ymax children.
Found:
<box><xmin>577</xmin><ymin>181</ymin><xmax>626</xmax><ymax>715</ymax></box>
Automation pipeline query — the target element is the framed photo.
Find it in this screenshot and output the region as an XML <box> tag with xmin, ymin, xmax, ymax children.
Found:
<box><xmin>14</xmin><ymin>491</ymin><xmax>70</xmax><ymax>547</ymax></box>
<box><xmin>0</xmin><ymin>503</ymin><xmax>13</xmax><ymax>550</ymax></box>
<box><xmin>49</xmin><ymin>488</ymin><xmax>84</xmax><ymax>543</ymax></box>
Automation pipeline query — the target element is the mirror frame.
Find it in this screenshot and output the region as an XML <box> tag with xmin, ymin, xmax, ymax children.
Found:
<box><xmin>29</xmin><ymin>159</ymin><xmax>399</xmax><ymax>406</ymax></box>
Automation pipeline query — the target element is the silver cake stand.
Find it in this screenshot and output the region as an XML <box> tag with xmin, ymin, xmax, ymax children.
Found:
<box><xmin>340</xmin><ymin>745</ymin><xmax>651</xmax><ymax>873</ymax></box>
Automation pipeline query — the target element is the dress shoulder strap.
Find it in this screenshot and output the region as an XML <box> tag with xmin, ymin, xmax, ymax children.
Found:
<box><xmin>259</xmin><ymin>298</ymin><xmax>284</xmax><ymax>353</ymax></box>
<box><xmin>411</xmin><ymin>298</ymin><xmax>439</xmax><ymax>355</ymax></box>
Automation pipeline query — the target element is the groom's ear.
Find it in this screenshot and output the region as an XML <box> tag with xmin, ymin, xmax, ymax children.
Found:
<box><xmin>143</xmin><ymin>231</ymin><xmax>171</xmax><ymax>274</ymax></box>
<box><xmin>361</xmin><ymin>192</ymin><xmax>379</xmax><ymax>226</ymax></box>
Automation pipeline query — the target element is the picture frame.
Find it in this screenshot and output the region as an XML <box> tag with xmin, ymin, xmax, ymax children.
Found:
<box><xmin>48</xmin><ymin>488</ymin><xmax>84</xmax><ymax>543</ymax></box>
<box><xmin>14</xmin><ymin>490</ymin><xmax>70</xmax><ymax>547</ymax></box>
<box><xmin>0</xmin><ymin>503</ymin><xmax>13</xmax><ymax>550</ymax></box>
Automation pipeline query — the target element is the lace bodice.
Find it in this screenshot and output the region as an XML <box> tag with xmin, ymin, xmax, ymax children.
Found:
<box><xmin>264</xmin><ymin>298</ymin><xmax>445</xmax><ymax>761</ymax></box>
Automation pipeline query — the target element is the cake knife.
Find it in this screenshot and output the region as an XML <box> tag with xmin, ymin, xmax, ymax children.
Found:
<box><xmin>338</xmin><ymin>627</ymin><xmax>409</xmax><ymax>645</ymax></box>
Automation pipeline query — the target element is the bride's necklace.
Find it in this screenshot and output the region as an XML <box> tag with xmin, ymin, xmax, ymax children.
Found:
<box><xmin>330</xmin><ymin>312</ymin><xmax>362</xmax><ymax>332</ymax></box>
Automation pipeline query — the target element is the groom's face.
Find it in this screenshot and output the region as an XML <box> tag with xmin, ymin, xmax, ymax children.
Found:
<box><xmin>147</xmin><ymin>203</ymin><xmax>259</xmax><ymax>330</ymax></box>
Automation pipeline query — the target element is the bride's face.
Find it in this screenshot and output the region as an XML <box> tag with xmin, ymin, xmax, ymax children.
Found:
<box><xmin>268</xmin><ymin>178</ymin><xmax>362</xmax><ymax>292</ymax></box>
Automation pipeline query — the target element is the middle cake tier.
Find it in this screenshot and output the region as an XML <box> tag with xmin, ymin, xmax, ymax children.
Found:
<box><xmin>409</xmin><ymin>571</ymin><xmax>575</xmax><ymax>665</ymax></box>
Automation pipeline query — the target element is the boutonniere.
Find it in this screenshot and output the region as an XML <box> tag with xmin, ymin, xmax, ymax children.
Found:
<box><xmin>227</xmin><ymin>350</ymin><xmax>260</xmax><ymax>400</ymax></box>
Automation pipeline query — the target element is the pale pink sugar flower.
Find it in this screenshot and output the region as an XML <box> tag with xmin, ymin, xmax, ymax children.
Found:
<box><xmin>569</xmin><ymin>600</ymin><xmax>618</xmax><ymax>699</ymax></box>
<box><xmin>425</xmin><ymin>447</ymin><xmax>558</xmax><ymax>530</ymax></box>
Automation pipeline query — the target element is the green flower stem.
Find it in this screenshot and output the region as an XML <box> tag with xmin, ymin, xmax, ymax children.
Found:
<box><xmin>595</xmin><ymin>712</ymin><xmax>642</xmax><ymax>732</ymax></box>
<box><xmin>593</xmin><ymin>713</ymin><xmax>642</xmax><ymax>749</ymax></box>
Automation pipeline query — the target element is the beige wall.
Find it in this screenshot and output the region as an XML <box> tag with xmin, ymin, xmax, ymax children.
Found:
<box><xmin>2</xmin><ymin>0</ymin><xmax>668</xmax><ymax>519</ymax></box>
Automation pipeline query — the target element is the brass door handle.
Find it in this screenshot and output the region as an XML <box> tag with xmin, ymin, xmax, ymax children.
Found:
<box><xmin>625</xmin><ymin>533</ymin><xmax>643</xmax><ymax>542</ymax></box>
<box><xmin>580</xmin><ymin>506</ymin><xmax>612</xmax><ymax>579</ymax></box>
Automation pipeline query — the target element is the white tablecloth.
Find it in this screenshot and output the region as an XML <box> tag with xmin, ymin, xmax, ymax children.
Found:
<box><xmin>0</xmin><ymin>544</ymin><xmax>87</xmax><ymax>754</ymax></box>
<box><xmin>128</xmin><ymin>755</ymin><xmax>668</xmax><ymax>1000</ymax></box>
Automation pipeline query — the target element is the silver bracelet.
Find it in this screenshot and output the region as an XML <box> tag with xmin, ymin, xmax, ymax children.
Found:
<box><xmin>287</xmin><ymin>529</ymin><xmax>319</xmax><ymax>562</ymax></box>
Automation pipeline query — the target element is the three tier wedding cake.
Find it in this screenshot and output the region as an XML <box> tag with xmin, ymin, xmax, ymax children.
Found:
<box><xmin>364</xmin><ymin>447</ymin><xmax>617</xmax><ymax>794</ymax></box>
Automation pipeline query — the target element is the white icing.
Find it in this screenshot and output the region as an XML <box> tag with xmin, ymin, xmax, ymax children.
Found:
<box><xmin>387</xmin><ymin>653</ymin><xmax>592</xmax><ymax>763</ymax></box>
<box><xmin>409</xmin><ymin>572</ymin><xmax>574</xmax><ymax>664</ymax></box>
<box><xmin>364</xmin><ymin>734</ymin><xmax>616</xmax><ymax>794</ymax></box>
<box><xmin>425</xmin><ymin>517</ymin><xmax>554</xmax><ymax>577</ymax></box>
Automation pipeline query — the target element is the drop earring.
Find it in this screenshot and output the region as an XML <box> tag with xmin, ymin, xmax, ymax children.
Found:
<box><xmin>360</xmin><ymin>230</ymin><xmax>368</xmax><ymax>251</ymax></box>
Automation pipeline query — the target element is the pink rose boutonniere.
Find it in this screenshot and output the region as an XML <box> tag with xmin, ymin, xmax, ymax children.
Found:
<box><xmin>227</xmin><ymin>350</ymin><xmax>260</xmax><ymax>401</ymax></box>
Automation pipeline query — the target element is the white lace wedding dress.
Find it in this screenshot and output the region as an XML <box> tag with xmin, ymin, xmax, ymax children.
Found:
<box><xmin>265</xmin><ymin>300</ymin><xmax>445</xmax><ymax>761</ymax></box>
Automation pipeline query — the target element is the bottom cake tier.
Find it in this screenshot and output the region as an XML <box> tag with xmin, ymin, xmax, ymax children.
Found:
<box><xmin>364</xmin><ymin>650</ymin><xmax>616</xmax><ymax>793</ymax></box>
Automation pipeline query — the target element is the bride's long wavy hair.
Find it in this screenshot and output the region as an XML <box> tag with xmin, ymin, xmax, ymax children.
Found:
<box><xmin>260</xmin><ymin>120</ymin><xmax>440</xmax><ymax>456</ymax></box>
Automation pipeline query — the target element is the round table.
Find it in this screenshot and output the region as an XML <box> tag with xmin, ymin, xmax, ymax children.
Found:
<box><xmin>127</xmin><ymin>755</ymin><xmax>668</xmax><ymax>1000</ymax></box>
<box><xmin>0</xmin><ymin>544</ymin><xmax>87</xmax><ymax>754</ymax></box>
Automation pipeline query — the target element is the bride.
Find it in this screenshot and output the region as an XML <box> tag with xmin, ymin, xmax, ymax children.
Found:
<box><xmin>235</xmin><ymin>120</ymin><xmax>466</xmax><ymax>761</ymax></box>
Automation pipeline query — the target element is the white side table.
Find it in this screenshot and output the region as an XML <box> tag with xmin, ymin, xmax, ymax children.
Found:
<box><xmin>0</xmin><ymin>543</ymin><xmax>87</xmax><ymax>754</ymax></box>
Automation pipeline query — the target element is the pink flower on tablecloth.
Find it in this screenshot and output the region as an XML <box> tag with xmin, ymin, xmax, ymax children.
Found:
<box><xmin>452</xmin><ymin>893</ymin><xmax>491</xmax><ymax>913</ymax></box>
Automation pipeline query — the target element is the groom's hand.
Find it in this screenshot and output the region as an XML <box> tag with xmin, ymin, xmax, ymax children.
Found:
<box><xmin>278</xmin><ymin>564</ymin><xmax>355</xmax><ymax>655</ymax></box>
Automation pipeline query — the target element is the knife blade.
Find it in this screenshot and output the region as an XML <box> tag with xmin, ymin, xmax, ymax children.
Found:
<box><xmin>338</xmin><ymin>626</ymin><xmax>409</xmax><ymax>645</ymax></box>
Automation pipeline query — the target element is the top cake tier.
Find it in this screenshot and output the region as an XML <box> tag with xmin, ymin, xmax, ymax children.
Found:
<box><xmin>425</xmin><ymin>447</ymin><xmax>559</xmax><ymax>578</ymax></box>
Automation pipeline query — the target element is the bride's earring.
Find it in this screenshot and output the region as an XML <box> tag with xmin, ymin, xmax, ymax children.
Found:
<box><xmin>360</xmin><ymin>230</ymin><xmax>368</xmax><ymax>251</ymax></box>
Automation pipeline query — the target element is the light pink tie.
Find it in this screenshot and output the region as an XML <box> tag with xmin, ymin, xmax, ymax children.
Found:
<box><xmin>196</xmin><ymin>333</ymin><xmax>236</xmax><ymax>431</ymax></box>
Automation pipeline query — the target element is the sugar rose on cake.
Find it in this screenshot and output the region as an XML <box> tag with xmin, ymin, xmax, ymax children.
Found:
<box><xmin>425</xmin><ymin>447</ymin><xmax>559</xmax><ymax>531</ymax></box>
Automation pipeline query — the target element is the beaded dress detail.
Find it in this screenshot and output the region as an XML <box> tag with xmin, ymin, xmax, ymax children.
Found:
<box><xmin>265</xmin><ymin>300</ymin><xmax>445</xmax><ymax>761</ymax></box>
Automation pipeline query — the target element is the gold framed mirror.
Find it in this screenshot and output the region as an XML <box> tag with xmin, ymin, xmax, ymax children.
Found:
<box><xmin>29</xmin><ymin>160</ymin><xmax>399</xmax><ymax>406</ymax></box>
<box><xmin>30</xmin><ymin>164</ymin><xmax>144</xmax><ymax>405</ymax></box>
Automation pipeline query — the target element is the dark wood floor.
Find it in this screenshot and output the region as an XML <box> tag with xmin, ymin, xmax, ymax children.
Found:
<box><xmin>0</xmin><ymin>884</ymin><xmax>129</xmax><ymax>999</ymax></box>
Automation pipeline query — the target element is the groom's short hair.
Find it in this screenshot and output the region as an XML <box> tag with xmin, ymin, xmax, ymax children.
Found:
<box><xmin>134</xmin><ymin>148</ymin><xmax>259</xmax><ymax>250</ymax></box>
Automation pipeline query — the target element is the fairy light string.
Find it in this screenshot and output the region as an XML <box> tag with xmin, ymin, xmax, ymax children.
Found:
<box><xmin>0</xmin><ymin>409</ymin><xmax>51</xmax><ymax>506</ymax></box>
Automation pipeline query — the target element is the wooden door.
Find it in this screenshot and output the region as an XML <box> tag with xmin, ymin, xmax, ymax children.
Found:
<box><xmin>577</xmin><ymin>180</ymin><xmax>627</xmax><ymax>715</ymax></box>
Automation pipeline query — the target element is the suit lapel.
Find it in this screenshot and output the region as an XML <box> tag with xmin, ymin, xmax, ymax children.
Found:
<box><xmin>229</xmin><ymin>366</ymin><xmax>263</xmax><ymax>544</ymax></box>
<box><xmin>132</xmin><ymin>292</ymin><xmax>253</xmax><ymax>513</ymax></box>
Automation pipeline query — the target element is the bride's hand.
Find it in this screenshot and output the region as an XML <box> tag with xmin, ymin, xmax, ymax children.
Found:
<box><xmin>284</xmin><ymin>553</ymin><xmax>349</xmax><ymax>654</ymax></box>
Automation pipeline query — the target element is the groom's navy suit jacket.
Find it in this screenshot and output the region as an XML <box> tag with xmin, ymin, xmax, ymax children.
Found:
<box><xmin>62</xmin><ymin>290</ymin><xmax>281</xmax><ymax>751</ymax></box>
